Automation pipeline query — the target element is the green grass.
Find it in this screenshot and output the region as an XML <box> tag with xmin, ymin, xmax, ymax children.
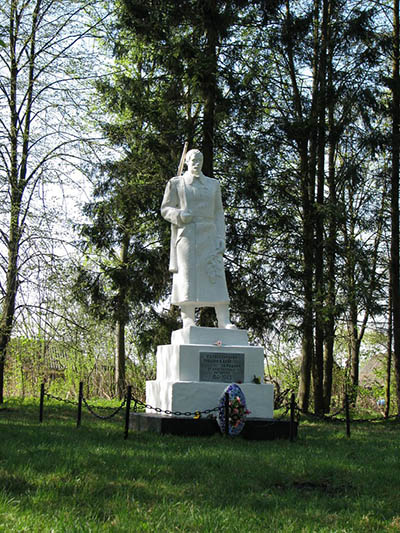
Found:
<box><xmin>0</xmin><ymin>399</ymin><xmax>400</xmax><ymax>532</ymax></box>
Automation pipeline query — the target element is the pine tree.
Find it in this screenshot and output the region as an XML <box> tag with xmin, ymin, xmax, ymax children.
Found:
<box><xmin>76</xmin><ymin>0</ymin><xmax>258</xmax><ymax>394</ymax></box>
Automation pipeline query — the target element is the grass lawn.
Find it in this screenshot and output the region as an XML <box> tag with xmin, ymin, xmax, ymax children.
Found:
<box><xmin>0</xmin><ymin>399</ymin><xmax>400</xmax><ymax>532</ymax></box>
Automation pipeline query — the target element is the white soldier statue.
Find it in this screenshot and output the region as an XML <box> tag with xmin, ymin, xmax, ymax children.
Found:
<box><xmin>161</xmin><ymin>148</ymin><xmax>236</xmax><ymax>329</ymax></box>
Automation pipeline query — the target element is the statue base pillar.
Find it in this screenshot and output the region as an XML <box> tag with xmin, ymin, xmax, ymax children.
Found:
<box><xmin>145</xmin><ymin>326</ymin><xmax>274</xmax><ymax>419</ymax></box>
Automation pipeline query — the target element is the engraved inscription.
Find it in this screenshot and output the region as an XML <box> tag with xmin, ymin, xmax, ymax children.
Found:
<box><xmin>199</xmin><ymin>352</ymin><xmax>244</xmax><ymax>383</ymax></box>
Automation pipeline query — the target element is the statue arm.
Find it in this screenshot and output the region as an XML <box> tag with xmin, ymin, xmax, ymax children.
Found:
<box><xmin>161</xmin><ymin>179</ymin><xmax>182</xmax><ymax>226</ymax></box>
<box><xmin>214</xmin><ymin>181</ymin><xmax>226</xmax><ymax>253</ymax></box>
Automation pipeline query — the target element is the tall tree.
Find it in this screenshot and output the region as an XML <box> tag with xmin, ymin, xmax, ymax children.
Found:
<box><xmin>0</xmin><ymin>0</ymin><xmax>108</xmax><ymax>403</ymax></box>
<box><xmin>391</xmin><ymin>0</ymin><xmax>400</xmax><ymax>413</ymax></box>
<box><xmin>73</xmin><ymin>0</ymin><xmax>391</xmax><ymax>408</ymax></box>
<box><xmin>76</xmin><ymin>0</ymin><xmax>265</xmax><ymax>396</ymax></box>
<box><xmin>244</xmin><ymin>0</ymin><xmax>385</xmax><ymax>412</ymax></box>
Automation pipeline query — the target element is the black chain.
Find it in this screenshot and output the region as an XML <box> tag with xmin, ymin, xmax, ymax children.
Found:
<box><xmin>44</xmin><ymin>389</ymin><xmax>127</xmax><ymax>420</ymax></box>
<box><xmin>44</xmin><ymin>387</ymin><xmax>400</xmax><ymax>426</ymax></box>
<box><xmin>83</xmin><ymin>402</ymin><xmax>125</xmax><ymax>411</ymax></box>
<box><xmin>249</xmin><ymin>410</ymin><xmax>294</xmax><ymax>430</ymax></box>
<box><xmin>44</xmin><ymin>392</ymin><xmax>78</xmax><ymax>406</ymax></box>
<box><xmin>274</xmin><ymin>389</ymin><xmax>290</xmax><ymax>410</ymax></box>
<box><xmin>297</xmin><ymin>406</ymin><xmax>345</xmax><ymax>421</ymax></box>
<box><xmin>324</xmin><ymin>406</ymin><xmax>346</xmax><ymax>419</ymax></box>
<box><xmin>132</xmin><ymin>395</ymin><xmax>296</xmax><ymax>420</ymax></box>
<box><xmin>82</xmin><ymin>396</ymin><xmax>126</xmax><ymax>420</ymax></box>
<box><xmin>350</xmin><ymin>413</ymin><xmax>399</xmax><ymax>423</ymax></box>
<box><xmin>274</xmin><ymin>403</ymin><xmax>292</xmax><ymax>421</ymax></box>
<box><xmin>297</xmin><ymin>406</ymin><xmax>400</xmax><ymax>424</ymax></box>
<box><xmin>132</xmin><ymin>396</ymin><xmax>219</xmax><ymax>417</ymax></box>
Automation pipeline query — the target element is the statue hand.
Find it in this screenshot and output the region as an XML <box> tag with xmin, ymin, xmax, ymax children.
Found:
<box><xmin>216</xmin><ymin>239</ymin><xmax>225</xmax><ymax>254</ymax></box>
<box><xmin>180</xmin><ymin>210</ymin><xmax>193</xmax><ymax>224</ymax></box>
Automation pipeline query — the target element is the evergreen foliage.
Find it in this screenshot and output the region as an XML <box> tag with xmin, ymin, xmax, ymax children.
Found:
<box><xmin>1</xmin><ymin>0</ymin><xmax>399</xmax><ymax>414</ymax></box>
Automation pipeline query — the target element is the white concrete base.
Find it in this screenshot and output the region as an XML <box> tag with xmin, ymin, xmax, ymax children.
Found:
<box><xmin>156</xmin><ymin>343</ymin><xmax>264</xmax><ymax>383</ymax></box>
<box><xmin>146</xmin><ymin>327</ymin><xmax>274</xmax><ymax>422</ymax></box>
<box><xmin>146</xmin><ymin>380</ymin><xmax>274</xmax><ymax>419</ymax></box>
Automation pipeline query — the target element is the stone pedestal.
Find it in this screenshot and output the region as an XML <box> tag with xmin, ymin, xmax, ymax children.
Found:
<box><xmin>146</xmin><ymin>326</ymin><xmax>273</xmax><ymax>419</ymax></box>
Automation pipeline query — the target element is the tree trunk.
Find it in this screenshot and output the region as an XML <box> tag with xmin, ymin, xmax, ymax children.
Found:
<box><xmin>313</xmin><ymin>0</ymin><xmax>329</xmax><ymax>414</ymax></box>
<box><xmin>346</xmin><ymin>224</ymin><xmax>360</xmax><ymax>404</ymax></box>
<box><xmin>0</xmin><ymin>192</ymin><xmax>22</xmax><ymax>403</ymax></box>
<box><xmin>386</xmin><ymin>283</ymin><xmax>393</xmax><ymax>418</ymax></box>
<box><xmin>0</xmin><ymin>0</ymin><xmax>41</xmax><ymax>403</ymax></box>
<box><xmin>201</xmin><ymin>0</ymin><xmax>218</xmax><ymax>177</ymax></box>
<box><xmin>114</xmin><ymin>236</ymin><xmax>129</xmax><ymax>399</ymax></box>
<box><xmin>115</xmin><ymin>319</ymin><xmax>126</xmax><ymax>400</ymax></box>
<box><xmin>349</xmin><ymin>331</ymin><xmax>360</xmax><ymax>405</ymax></box>
<box><xmin>0</xmin><ymin>1</ymin><xmax>22</xmax><ymax>403</ymax></box>
<box><xmin>323</xmin><ymin>172</ymin><xmax>336</xmax><ymax>409</ymax></box>
<box><xmin>284</xmin><ymin>0</ymin><xmax>315</xmax><ymax>412</ymax></box>
<box><xmin>323</xmin><ymin>43</ymin><xmax>336</xmax><ymax>412</ymax></box>
<box><xmin>0</xmin><ymin>257</ymin><xmax>19</xmax><ymax>404</ymax></box>
<box><xmin>392</xmin><ymin>0</ymin><xmax>400</xmax><ymax>415</ymax></box>
<box><xmin>298</xmin><ymin>142</ymin><xmax>314</xmax><ymax>413</ymax></box>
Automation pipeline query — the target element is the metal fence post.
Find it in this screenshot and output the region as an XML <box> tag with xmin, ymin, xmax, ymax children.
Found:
<box><xmin>124</xmin><ymin>385</ymin><xmax>132</xmax><ymax>440</ymax></box>
<box><xmin>77</xmin><ymin>381</ymin><xmax>83</xmax><ymax>427</ymax></box>
<box><xmin>39</xmin><ymin>383</ymin><xmax>45</xmax><ymax>423</ymax></box>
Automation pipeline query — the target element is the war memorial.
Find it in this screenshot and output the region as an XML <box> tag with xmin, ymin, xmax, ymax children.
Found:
<box><xmin>131</xmin><ymin>148</ymin><xmax>293</xmax><ymax>439</ymax></box>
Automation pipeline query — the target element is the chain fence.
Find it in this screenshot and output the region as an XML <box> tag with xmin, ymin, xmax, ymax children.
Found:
<box><xmin>297</xmin><ymin>403</ymin><xmax>400</xmax><ymax>423</ymax></box>
<box><xmin>82</xmin><ymin>396</ymin><xmax>127</xmax><ymax>420</ymax></box>
<box><xmin>44</xmin><ymin>390</ymin><xmax>127</xmax><ymax>420</ymax></box>
<box><xmin>44</xmin><ymin>392</ymin><xmax>78</xmax><ymax>407</ymax></box>
<box><xmin>293</xmin><ymin>391</ymin><xmax>400</xmax><ymax>440</ymax></box>
<box><xmin>39</xmin><ymin>383</ymin><xmax>298</xmax><ymax>439</ymax></box>
<box><xmin>37</xmin><ymin>383</ymin><xmax>400</xmax><ymax>441</ymax></box>
<box><xmin>348</xmin><ymin>413</ymin><xmax>399</xmax><ymax>423</ymax></box>
<box><xmin>131</xmin><ymin>396</ymin><xmax>219</xmax><ymax>418</ymax></box>
<box><xmin>129</xmin><ymin>391</ymin><xmax>299</xmax><ymax>439</ymax></box>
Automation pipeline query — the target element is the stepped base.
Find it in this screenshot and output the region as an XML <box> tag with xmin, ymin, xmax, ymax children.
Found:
<box><xmin>130</xmin><ymin>413</ymin><xmax>297</xmax><ymax>440</ymax></box>
<box><xmin>145</xmin><ymin>326</ymin><xmax>275</xmax><ymax>428</ymax></box>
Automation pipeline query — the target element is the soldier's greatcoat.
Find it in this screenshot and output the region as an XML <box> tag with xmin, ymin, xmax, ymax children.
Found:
<box><xmin>161</xmin><ymin>171</ymin><xmax>229</xmax><ymax>306</ymax></box>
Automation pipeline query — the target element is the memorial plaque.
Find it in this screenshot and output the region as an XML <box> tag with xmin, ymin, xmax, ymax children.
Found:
<box><xmin>199</xmin><ymin>352</ymin><xmax>244</xmax><ymax>383</ymax></box>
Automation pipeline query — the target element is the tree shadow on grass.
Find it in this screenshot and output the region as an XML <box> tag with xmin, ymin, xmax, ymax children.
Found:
<box><xmin>1</xmin><ymin>409</ymin><xmax>400</xmax><ymax>531</ymax></box>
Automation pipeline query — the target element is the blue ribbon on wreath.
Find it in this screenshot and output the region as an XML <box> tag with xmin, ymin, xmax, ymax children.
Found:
<box><xmin>217</xmin><ymin>383</ymin><xmax>250</xmax><ymax>436</ymax></box>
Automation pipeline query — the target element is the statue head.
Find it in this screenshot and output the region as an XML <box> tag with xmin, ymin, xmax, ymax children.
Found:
<box><xmin>185</xmin><ymin>149</ymin><xmax>203</xmax><ymax>175</ymax></box>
